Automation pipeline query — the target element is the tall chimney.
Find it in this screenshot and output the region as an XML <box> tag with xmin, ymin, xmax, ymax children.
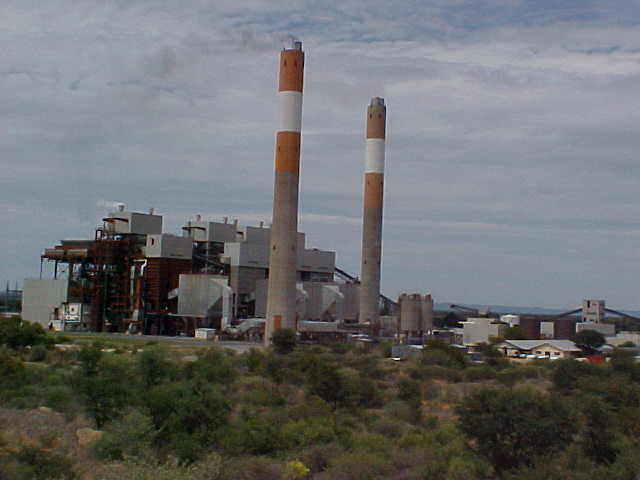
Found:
<box><xmin>265</xmin><ymin>40</ymin><xmax>305</xmax><ymax>344</ymax></box>
<box><xmin>359</xmin><ymin>97</ymin><xmax>386</xmax><ymax>335</ymax></box>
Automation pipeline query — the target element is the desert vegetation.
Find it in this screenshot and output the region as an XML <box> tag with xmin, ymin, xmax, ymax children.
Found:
<box><xmin>1</xmin><ymin>319</ymin><xmax>639</xmax><ymax>479</ymax></box>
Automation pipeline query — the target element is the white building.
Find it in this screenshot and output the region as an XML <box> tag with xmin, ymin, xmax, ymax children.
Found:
<box><xmin>582</xmin><ymin>299</ymin><xmax>605</xmax><ymax>323</ymax></box>
<box><xmin>462</xmin><ymin>318</ymin><xmax>505</xmax><ymax>346</ymax></box>
<box><xmin>496</xmin><ymin>339</ymin><xmax>581</xmax><ymax>359</ymax></box>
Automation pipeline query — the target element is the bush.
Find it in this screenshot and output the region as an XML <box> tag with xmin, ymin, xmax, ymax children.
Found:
<box><xmin>462</xmin><ymin>365</ymin><xmax>497</xmax><ymax>382</ymax></box>
<box><xmin>74</xmin><ymin>352</ymin><xmax>135</xmax><ymax>428</ymax></box>
<box><xmin>242</xmin><ymin>348</ymin><xmax>265</xmax><ymax>374</ymax></box>
<box><xmin>29</xmin><ymin>344</ymin><xmax>49</xmax><ymax>362</ymax></box>
<box><xmin>0</xmin><ymin>317</ymin><xmax>51</xmax><ymax>349</ymax></box>
<box><xmin>0</xmin><ymin>346</ymin><xmax>26</xmax><ymax>388</ymax></box>
<box><xmin>271</xmin><ymin>328</ymin><xmax>297</xmax><ymax>355</ymax></box>
<box><xmin>418</xmin><ymin>365</ymin><xmax>463</xmax><ymax>382</ymax></box>
<box><xmin>219</xmin><ymin>412</ymin><xmax>282</xmax><ymax>455</ymax></box>
<box><xmin>144</xmin><ymin>381</ymin><xmax>231</xmax><ymax>460</ymax></box>
<box><xmin>185</xmin><ymin>348</ymin><xmax>236</xmax><ymax>385</ymax></box>
<box><xmin>421</xmin><ymin>340</ymin><xmax>467</xmax><ymax>369</ymax></box>
<box><xmin>300</xmin><ymin>443</ymin><xmax>343</xmax><ymax>473</ymax></box>
<box><xmin>95</xmin><ymin>408</ymin><xmax>157</xmax><ymax>460</ymax></box>
<box><xmin>324</xmin><ymin>451</ymin><xmax>392</xmax><ymax>480</ymax></box>
<box><xmin>551</xmin><ymin>358</ymin><xmax>600</xmax><ymax>394</ymax></box>
<box><xmin>457</xmin><ymin>386</ymin><xmax>576</xmax><ymax>473</ymax></box>
<box><xmin>137</xmin><ymin>345</ymin><xmax>174</xmax><ymax>387</ymax></box>
<box><xmin>1</xmin><ymin>446</ymin><xmax>78</xmax><ymax>479</ymax></box>
<box><xmin>574</xmin><ymin>330</ymin><xmax>606</xmax><ymax>349</ymax></box>
<box><xmin>219</xmin><ymin>456</ymin><xmax>283</xmax><ymax>480</ymax></box>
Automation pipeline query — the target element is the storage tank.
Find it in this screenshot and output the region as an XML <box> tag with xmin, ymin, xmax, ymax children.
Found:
<box><xmin>399</xmin><ymin>294</ymin><xmax>423</xmax><ymax>332</ymax></box>
<box><xmin>421</xmin><ymin>294</ymin><xmax>434</xmax><ymax>334</ymax></box>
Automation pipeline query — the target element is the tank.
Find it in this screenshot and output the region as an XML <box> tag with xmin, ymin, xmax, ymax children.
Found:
<box><xmin>399</xmin><ymin>294</ymin><xmax>423</xmax><ymax>332</ymax></box>
<box><xmin>421</xmin><ymin>294</ymin><xmax>434</xmax><ymax>333</ymax></box>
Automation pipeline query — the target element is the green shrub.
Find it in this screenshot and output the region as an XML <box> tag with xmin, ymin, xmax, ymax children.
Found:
<box><xmin>137</xmin><ymin>345</ymin><xmax>174</xmax><ymax>387</ymax></box>
<box><xmin>0</xmin><ymin>346</ymin><xmax>26</xmax><ymax>388</ymax></box>
<box><xmin>219</xmin><ymin>413</ymin><xmax>282</xmax><ymax>455</ymax></box>
<box><xmin>95</xmin><ymin>408</ymin><xmax>157</xmax><ymax>460</ymax></box>
<box><xmin>242</xmin><ymin>348</ymin><xmax>265</xmax><ymax>373</ymax></box>
<box><xmin>325</xmin><ymin>451</ymin><xmax>392</xmax><ymax>480</ymax></box>
<box><xmin>421</xmin><ymin>340</ymin><xmax>467</xmax><ymax>369</ymax></box>
<box><xmin>300</xmin><ymin>443</ymin><xmax>343</xmax><ymax>473</ymax></box>
<box><xmin>551</xmin><ymin>358</ymin><xmax>601</xmax><ymax>394</ymax></box>
<box><xmin>271</xmin><ymin>328</ymin><xmax>297</xmax><ymax>355</ymax></box>
<box><xmin>1</xmin><ymin>446</ymin><xmax>77</xmax><ymax>479</ymax></box>
<box><xmin>462</xmin><ymin>365</ymin><xmax>497</xmax><ymax>382</ymax></box>
<box><xmin>185</xmin><ymin>348</ymin><xmax>236</xmax><ymax>385</ymax></box>
<box><xmin>219</xmin><ymin>456</ymin><xmax>283</xmax><ymax>480</ymax></box>
<box><xmin>280</xmin><ymin>417</ymin><xmax>339</xmax><ymax>450</ymax></box>
<box><xmin>419</xmin><ymin>365</ymin><xmax>463</xmax><ymax>382</ymax></box>
<box><xmin>144</xmin><ymin>381</ymin><xmax>230</xmax><ymax>460</ymax></box>
<box><xmin>29</xmin><ymin>344</ymin><xmax>49</xmax><ymax>362</ymax></box>
<box><xmin>74</xmin><ymin>353</ymin><xmax>135</xmax><ymax>428</ymax></box>
<box><xmin>0</xmin><ymin>317</ymin><xmax>52</xmax><ymax>349</ymax></box>
<box><xmin>457</xmin><ymin>386</ymin><xmax>576</xmax><ymax>473</ymax></box>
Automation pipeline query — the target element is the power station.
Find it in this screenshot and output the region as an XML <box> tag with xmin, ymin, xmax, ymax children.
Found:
<box><xmin>21</xmin><ymin>39</ymin><xmax>402</xmax><ymax>341</ymax></box>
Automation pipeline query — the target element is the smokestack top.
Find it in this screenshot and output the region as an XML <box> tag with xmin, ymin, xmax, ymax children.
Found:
<box><xmin>370</xmin><ymin>97</ymin><xmax>385</xmax><ymax>106</ymax></box>
<box><xmin>287</xmin><ymin>39</ymin><xmax>303</xmax><ymax>51</ymax></box>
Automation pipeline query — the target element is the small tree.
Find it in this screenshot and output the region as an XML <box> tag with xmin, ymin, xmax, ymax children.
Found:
<box><xmin>137</xmin><ymin>345</ymin><xmax>174</xmax><ymax>387</ymax></box>
<box><xmin>457</xmin><ymin>387</ymin><xmax>576</xmax><ymax>473</ymax></box>
<box><xmin>574</xmin><ymin>330</ymin><xmax>605</xmax><ymax>350</ymax></box>
<box><xmin>581</xmin><ymin>396</ymin><xmax>617</xmax><ymax>465</ymax></box>
<box><xmin>271</xmin><ymin>328</ymin><xmax>296</xmax><ymax>355</ymax></box>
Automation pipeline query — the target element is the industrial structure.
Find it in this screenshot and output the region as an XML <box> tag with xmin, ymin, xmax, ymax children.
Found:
<box><xmin>20</xmin><ymin>40</ymin><xmax>639</xmax><ymax>353</ymax></box>
<box><xmin>20</xmin><ymin>40</ymin><xmax>405</xmax><ymax>342</ymax></box>
<box><xmin>265</xmin><ymin>40</ymin><xmax>305</xmax><ymax>343</ymax></box>
<box><xmin>360</xmin><ymin>97</ymin><xmax>387</xmax><ymax>335</ymax></box>
<box><xmin>398</xmin><ymin>293</ymin><xmax>433</xmax><ymax>342</ymax></box>
<box><xmin>22</xmin><ymin>208</ymin><xmax>344</xmax><ymax>336</ymax></box>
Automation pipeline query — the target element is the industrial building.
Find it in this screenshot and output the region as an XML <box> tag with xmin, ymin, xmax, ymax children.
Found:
<box><xmin>21</xmin><ymin>208</ymin><xmax>350</xmax><ymax>336</ymax></box>
<box><xmin>20</xmin><ymin>41</ymin><xmax>403</xmax><ymax>341</ymax></box>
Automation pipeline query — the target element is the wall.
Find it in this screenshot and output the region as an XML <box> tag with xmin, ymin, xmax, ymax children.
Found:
<box><xmin>462</xmin><ymin>318</ymin><xmax>505</xmax><ymax>345</ymax></box>
<box><xmin>21</xmin><ymin>279</ymin><xmax>68</xmax><ymax>327</ymax></box>
<box><xmin>108</xmin><ymin>211</ymin><xmax>162</xmax><ymax>235</ymax></box>
<box><xmin>146</xmin><ymin>234</ymin><xmax>193</xmax><ymax>259</ymax></box>
<box><xmin>607</xmin><ymin>331</ymin><xmax>640</xmax><ymax>346</ymax></box>
<box><xmin>183</xmin><ymin>221</ymin><xmax>237</xmax><ymax>243</ymax></box>
<box><xmin>177</xmin><ymin>274</ymin><xmax>228</xmax><ymax>317</ymax></box>
<box><xmin>576</xmin><ymin>321</ymin><xmax>615</xmax><ymax>336</ymax></box>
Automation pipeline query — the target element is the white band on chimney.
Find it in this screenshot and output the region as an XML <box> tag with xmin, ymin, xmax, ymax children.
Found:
<box><xmin>365</xmin><ymin>138</ymin><xmax>385</xmax><ymax>174</ymax></box>
<box><xmin>279</xmin><ymin>91</ymin><xmax>303</xmax><ymax>132</ymax></box>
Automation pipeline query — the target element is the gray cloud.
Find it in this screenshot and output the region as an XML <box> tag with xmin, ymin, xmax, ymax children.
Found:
<box><xmin>2</xmin><ymin>1</ymin><xmax>640</xmax><ymax>310</ymax></box>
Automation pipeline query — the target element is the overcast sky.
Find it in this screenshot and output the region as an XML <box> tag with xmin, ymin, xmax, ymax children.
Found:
<box><xmin>2</xmin><ymin>1</ymin><xmax>640</xmax><ymax>310</ymax></box>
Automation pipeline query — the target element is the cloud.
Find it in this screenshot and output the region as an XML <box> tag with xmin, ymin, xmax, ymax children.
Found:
<box><xmin>2</xmin><ymin>1</ymin><xmax>640</xmax><ymax>309</ymax></box>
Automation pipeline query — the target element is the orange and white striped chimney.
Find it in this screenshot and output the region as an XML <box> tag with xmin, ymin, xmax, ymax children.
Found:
<box><xmin>265</xmin><ymin>40</ymin><xmax>304</xmax><ymax>344</ymax></box>
<box><xmin>359</xmin><ymin>97</ymin><xmax>386</xmax><ymax>335</ymax></box>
